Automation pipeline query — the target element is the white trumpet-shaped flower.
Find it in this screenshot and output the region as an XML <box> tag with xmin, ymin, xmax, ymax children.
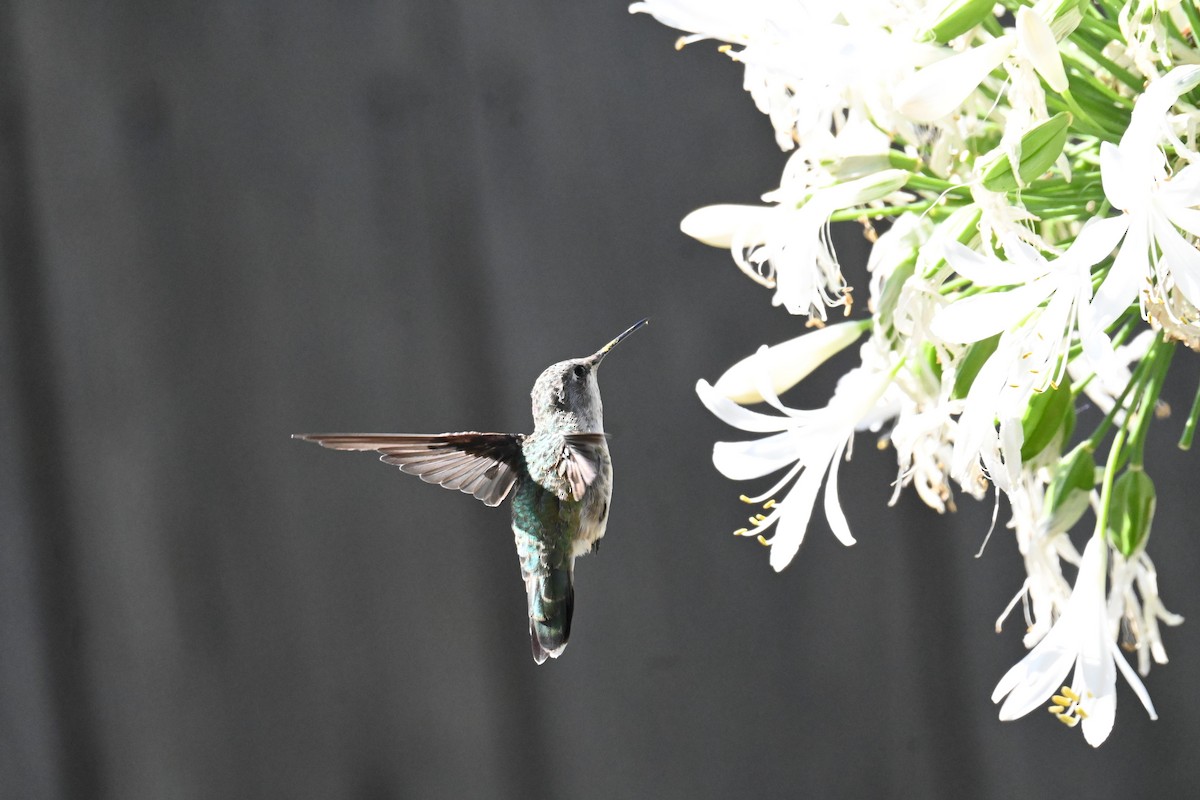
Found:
<box><xmin>696</xmin><ymin>363</ymin><xmax>891</xmax><ymax>571</ymax></box>
<box><xmin>1109</xmin><ymin>549</ymin><xmax>1184</xmax><ymax>678</ymax></box>
<box><xmin>931</xmin><ymin>221</ymin><xmax>1123</xmax><ymax>489</ymax></box>
<box><xmin>1092</xmin><ymin>66</ymin><xmax>1200</xmax><ymax>329</ymax></box>
<box><xmin>993</xmin><ymin>535</ymin><xmax>1157</xmax><ymax>747</ymax></box>
<box><xmin>710</xmin><ymin>320</ymin><xmax>868</xmax><ymax>404</ymax></box>
<box><xmin>895</xmin><ymin>8</ymin><xmax>1066</xmax><ymax>125</ymax></box>
<box><xmin>682</xmin><ymin>167</ymin><xmax>909</xmax><ymax>317</ymax></box>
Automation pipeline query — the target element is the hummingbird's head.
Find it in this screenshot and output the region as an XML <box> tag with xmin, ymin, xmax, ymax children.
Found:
<box><xmin>530</xmin><ymin>319</ymin><xmax>648</xmax><ymax>430</ymax></box>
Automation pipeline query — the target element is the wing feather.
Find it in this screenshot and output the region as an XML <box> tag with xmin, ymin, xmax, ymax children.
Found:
<box><xmin>294</xmin><ymin>432</ymin><xmax>525</xmax><ymax>507</ymax></box>
<box><xmin>557</xmin><ymin>432</ymin><xmax>608</xmax><ymax>502</ymax></box>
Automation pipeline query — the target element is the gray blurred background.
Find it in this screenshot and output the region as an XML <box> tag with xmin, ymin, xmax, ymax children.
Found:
<box><xmin>2</xmin><ymin>2</ymin><xmax>1198</xmax><ymax>798</ymax></box>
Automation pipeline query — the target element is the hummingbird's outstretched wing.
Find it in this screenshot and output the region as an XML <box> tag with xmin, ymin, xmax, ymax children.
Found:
<box><xmin>293</xmin><ymin>432</ymin><xmax>525</xmax><ymax>507</ymax></box>
<box><xmin>558</xmin><ymin>432</ymin><xmax>609</xmax><ymax>502</ymax></box>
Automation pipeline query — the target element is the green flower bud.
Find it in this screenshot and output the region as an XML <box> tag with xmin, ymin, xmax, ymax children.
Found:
<box><xmin>980</xmin><ymin>112</ymin><xmax>1072</xmax><ymax>192</ymax></box>
<box><xmin>876</xmin><ymin>256</ymin><xmax>917</xmax><ymax>334</ymax></box>
<box><xmin>1021</xmin><ymin>381</ymin><xmax>1075</xmax><ymax>462</ymax></box>
<box><xmin>1108</xmin><ymin>469</ymin><xmax>1156</xmax><ymax>557</ymax></box>
<box><xmin>917</xmin><ymin>0</ymin><xmax>997</xmax><ymax>44</ymax></box>
<box><xmin>1040</xmin><ymin>444</ymin><xmax>1096</xmax><ymax>537</ymax></box>
<box><xmin>951</xmin><ymin>334</ymin><xmax>1000</xmax><ymax>400</ymax></box>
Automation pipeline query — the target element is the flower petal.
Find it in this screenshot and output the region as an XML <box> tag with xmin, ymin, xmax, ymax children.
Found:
<box><xmin>1091</xmin><ymin>215</ymin><xmax>1145</xmax><ymax>328</ymax></box>
<box><xmin>993</xmin><ymin>633</ymin><xmax>1076</xmax><ymax>719</ymax></box>
<box><xmin>821</xmin><ymin>440</ymin><xmax>855</xmax><ymax>546</ymax></box>
<box><xmin>1100</xmin><ymin>142</ymin><xmax>1140</xmax><ymax>212</ymax></box>
<box><xmin>712</xmin><ymin>432</ymin><xmax>801</xmax><ymax>480</ymax></box>
<box><xmin>1016</xmin><ymin>7</ymin><xmax>1067</xmax><ymax>93</ymax></box>
<box><xmin>1152</xmin><ymin>214</ymin><xmax>1200</xmax><ymax>307</ymax></box>
<box><xmin>1110</xmin><ymin>638</ymin><xmax>1159</xmax><ymax>720</ymax></box>
<box><xmin>894</xmin><ymin>34</ymin><xmax>1015</xmax><ymax>122</ymax></box>
<box><xmin>944</xmin><ymin>241</ymin><xmax>1044</xmax><ymax>287</ymax></box>
<box><xmin>696</xmin><ymin>379</ymin><xmax>788</xmax><ymax>433</ymax></box>
<box><xmin>768</xmin><ymin>465</ymin><xmax>824</xmax><ymax>571</ymax></box>
<box><xmin>712</xmin><ymin>322</ymin><xmax>867</xmax><ymax>404</ymax></box>
<box><xmin>1063</xmin><ymin>216</ymin><xmax>1127</xmax><ymax>268</ymax></box>
<box><xmin>931</xmin><ymin>280</ymin><xmax>1053</xmax><ymax>343</ymax></box>
<box><xmin>681</xmin><ymin>204</ymin><xmax>772</xmax><ymax>248</ymax></box>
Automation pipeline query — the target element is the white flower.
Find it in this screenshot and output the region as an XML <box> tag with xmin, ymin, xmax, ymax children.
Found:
<box><xmin>627</xmin><ymin>0</ymin><xmax>799</xmax><ymax>47</ymax></box>
<box><xmin>970</xmin><ymin>186</ymin><xmax>1053</xmax><ymax>258</ymax></box>
<box><xmin>1109</xmin><ymin>549</ymin><xmax>1184</xmax><ymax>677</ymax></box>
<box><xmin>1092</xmin><ymin>66</ymin><xmax>1200</xmax><ymax>330</ymax></box>
<box><xmin>710</xmin><ymin>320</ymin><xmax>868</xmax><ymax>404</ymax></box>
<box><xmin>995</xmin><ymin>473</ymin><xmax>1076</xmax><ymax>648</ymax></box>
<box><xmin>894</xmin><ymin>34</ymin><xmax>1016</xmax><ymax>123</ymax></box>
<box><xmin>993</xmin><ymin>535</ymin><xmax>1157</xmax><ymax>747</ymax></box>
<box><xmin>1066</xmin><ymin>329</ymin><xmax>1154</xmax><ymax>418</ymax></box>
<box><xmin>1015</xmin><ymin>6</ymin><xmax>1068</xmax><ymax>93</ymax></box>
<box><xmin>894</xmin><ymin>10</ymin><xmax>1066</xmax><ymax>125</ymax></box>
<box><xmin>887</xmin><ymin>401</ymin><xmax>970</xmax><ymax>514</ymax></box>
<box><xmin>931</xmin><ymin>222</ymin><xmax>1123</xmax><ymax>489</ymax></box>
<box><xmin>681</xmin><ymin>167</ymin><xmax>910</xmax><ymax>317</ymax></box>
<box><xmin>634</xmin><ymin>1</ymin><xmax>941</xmax><ymax>150</ymax></box>
<box><xmin>696</xmin><ymin>364</ymin><xmax>891</xmax><ymax>571</ymax></box>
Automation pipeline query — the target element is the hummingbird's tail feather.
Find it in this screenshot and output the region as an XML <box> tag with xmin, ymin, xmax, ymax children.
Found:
<box><xmin>527</xmin><ymin>567</ymin><xmax>573</xmax><ymax>665</ymax></box>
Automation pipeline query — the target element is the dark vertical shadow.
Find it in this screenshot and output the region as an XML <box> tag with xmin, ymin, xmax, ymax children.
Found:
<box><xmin>0</xmin><ymin>5</ymin><xmax>102</xmax><ymax>797</ymax></box>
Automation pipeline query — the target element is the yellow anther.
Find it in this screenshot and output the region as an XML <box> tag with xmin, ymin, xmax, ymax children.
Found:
<box><xmin>739</xmin><ymin>494</ymin><xmax>754</xmax><ymax>504</ymax></box>
<box><xmin>1060</xmin><ymin>686</ymin><xmax>1081</xmax><ymax>702</ymax></box>
<box><xmin>1076</xmin><ymin>707</ymin><xmax>1089</xmax><ymax>719</ymax></box>
<box><xmin>1047</xmin><ymin>705</ymin><xmax>1066</xmax><ymax>714</ymax></box>
<box><xmin>733</xmin><ymin>528</ymin><xmax>750</xmax><ymax>537</ymax></box>
<box><xmin>1051</xmin><ymin>694</ymin><xmax>1073</xmax><ymax>707</ymax></box>
<box><xmin>674</xmin><ymin>36</ymin><xmax>688</xmax><ymax>50</ymax></box>
<box><xmin>756</xmin><ymin>535</ymin><xmax>770</xmax><ymax>546</ymax></box>
<box><xmin>1022</xmin><ymin>352</ymin><xmax>1033</xmax><ymax>359</ymax></box>
<box><xmin>762</xmin><ymin>499</ymin><xmax>776</xmax><ymax>510</ymax></box>
<box><xmin>1054</xmin><ymin>712</ymin><xmax>1080</xmax><ymax>728</ymax></box>
<box><xmin>717</xmin><ymin>44</ymin><xmax>732</xmax><ymax>53</ymax></box>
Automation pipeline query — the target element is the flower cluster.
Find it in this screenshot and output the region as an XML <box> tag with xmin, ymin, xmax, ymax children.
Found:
<box><xmin>633</xmin><ymin>0</ymin><xmax>1199</xmax><ymax>746</ymax></box>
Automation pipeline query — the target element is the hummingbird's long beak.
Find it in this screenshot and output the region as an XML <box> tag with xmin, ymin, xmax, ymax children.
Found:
<box><xmin>586</xmin><ymin>318</ymin><xmax>649</xmax><ymax>366</ymax></box>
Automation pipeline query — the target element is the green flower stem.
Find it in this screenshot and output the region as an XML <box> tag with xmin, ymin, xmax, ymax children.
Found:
<box><xmin>1016</xmin><ymin>202</ymin><xmax>1099</xmax><ymax>219</ymax></box>
<box><xmin>980</xmin><ymin>12</ymin><xmax>1005</xmax><ymax>37</ymax></box>
<box><xmin>1024</xmin><ymin>179</ymin><xmax>1105</xmax><ymax>197</ymax></box>
<box><xmin>1183</xmin><ymin>2</ymin><xmax>1200</xmax><ymax>51</ymax></box>
<box><xmin>1069</xmin><ymin>29</ymin><xmax>1144</xmax><ymax>93</ymax></box>
<box><xmin>828</xmin><ymin>201</ymin><xmax>938</xmax><ymax>223</ymax></box>
<box><xmin>1062</xmin><ymin>85</ymin><xmax>1130</xmax><ymax>139</ymax></box>
<box><xmin>1127</xmin><ymin>338</ymin><xmax>1175</xmax><ymax>467</ymax></box>
<box><xmin>905</xmin><ymin>174</ymin><xmax>968</xmax><ymax>194</ymax></box>
<box><xmin>1054</xmin><ymin>91</ymin><xmax>1117</xmax><ymax>139</ymax></box>
<box><xmin>1016</xmin><ymin>189</ymin><xmax>1106</xmax><ymax>205</ymax></box>
<box><xmin>1059</xmin><ymin>54</ymin><xmax>1135</xmax><ymax>109</ymax></box>
<box><xmin>1179</xmin><ymin>371</ymin><xmax>1200</xmax><ymax>451</ymax></box>
<box><xmin>887</xmin><ymin>152</ymin><xmax>922</xmax><ymax>172</ymax></box>
<box><xmin>1161</xmin><ymin>8</ymin><xmax>1196</xmax><ymax>50</ymax></box>
<box><xmin>1076</xmin><ymin>7</ymin><xmax>1130</xmax><ymax>49</ymax></box>
<box><xmin>1087</xmin><ymin>332</ymin><xmax>1156</xmax><ymax>450</ymax></box>
<box><xmin>1095</xmin><ymin>424</ymin><xmax>1126</xmax><ymax>547</ymax></box>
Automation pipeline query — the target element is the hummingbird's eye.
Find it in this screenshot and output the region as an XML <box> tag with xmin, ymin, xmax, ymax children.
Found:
<box><xmin>572</xmin><ymin>365</ymin><xmax>588</xmax><ymax>379</ymax></box>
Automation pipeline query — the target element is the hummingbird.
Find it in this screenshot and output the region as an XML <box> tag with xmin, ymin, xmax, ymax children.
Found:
<box><xmin>294</xmin><ymin>318</ymin><xmax>648</xmax><ymax>664</ymax></box>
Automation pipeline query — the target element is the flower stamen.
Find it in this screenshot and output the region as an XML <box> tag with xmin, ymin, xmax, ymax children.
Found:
<box><xmin>1047</xmin><ymin>685</ymin><xmax>1089</xmax><ymax>729</ymax></box>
